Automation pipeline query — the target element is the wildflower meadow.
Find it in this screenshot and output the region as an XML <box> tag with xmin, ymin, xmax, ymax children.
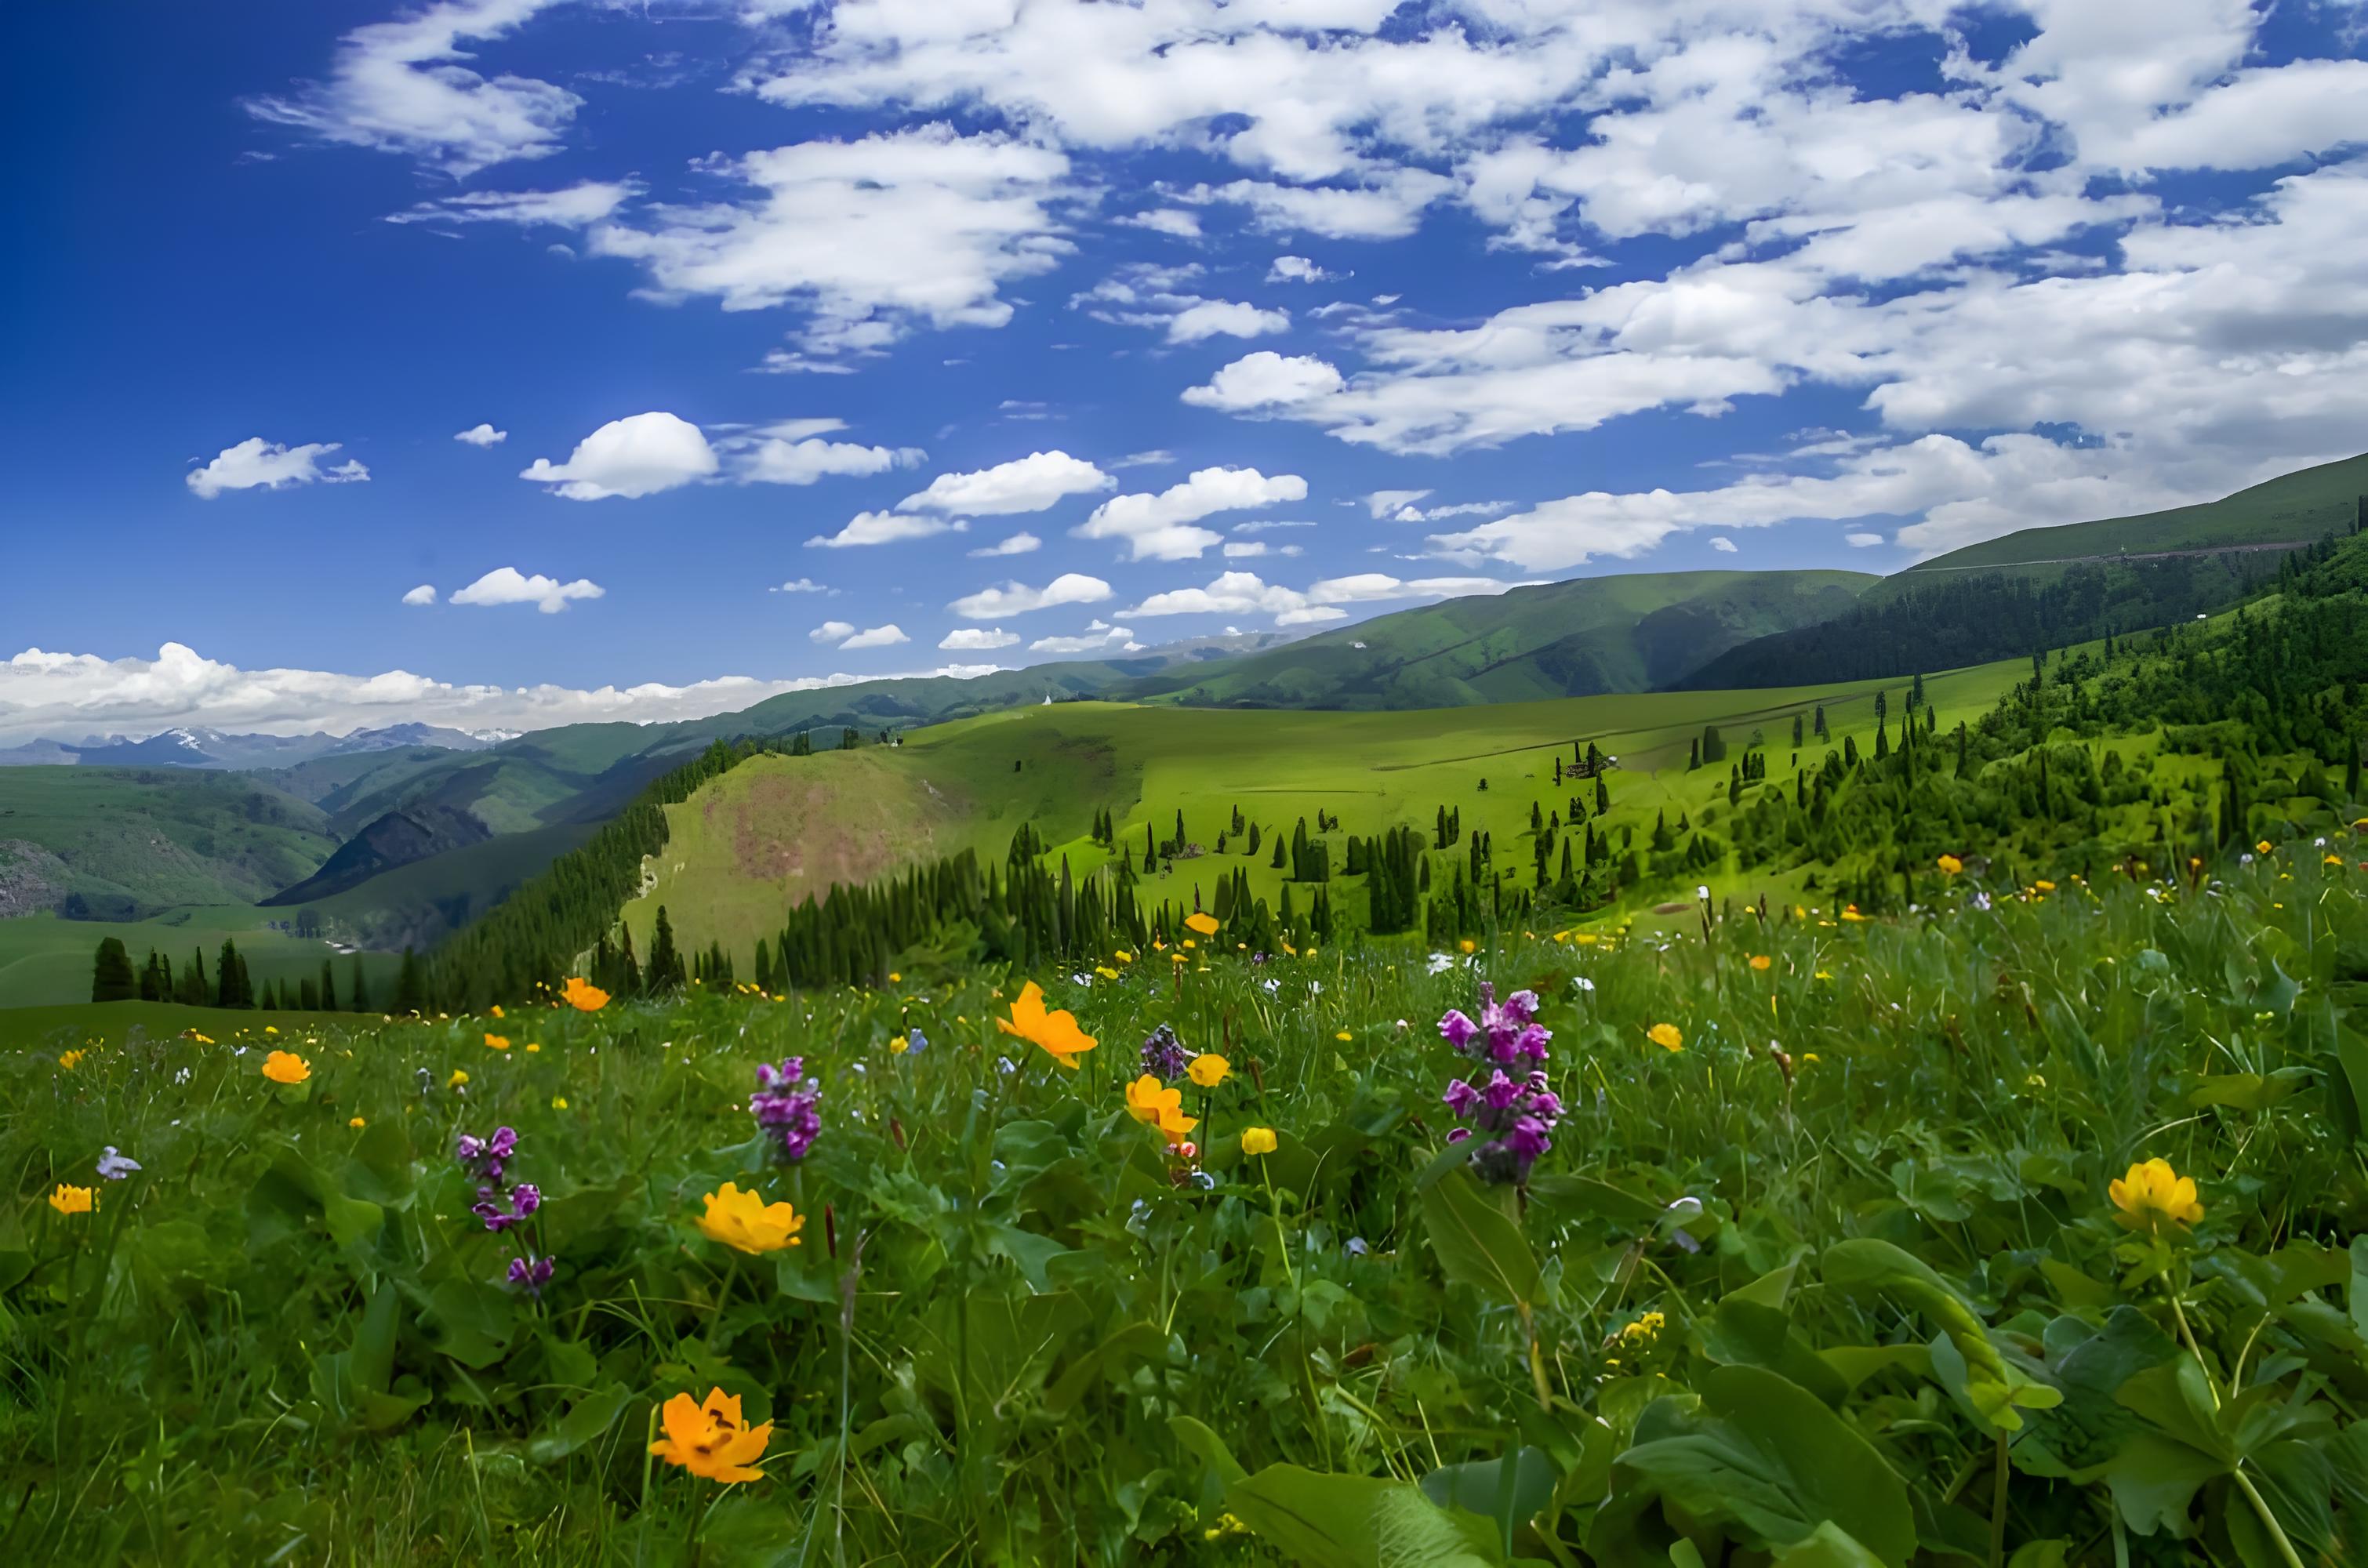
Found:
<box><xmin>5</xmin><ymin>847</ymin><xmax>2366</xmax><ymax>1566</ymax></box>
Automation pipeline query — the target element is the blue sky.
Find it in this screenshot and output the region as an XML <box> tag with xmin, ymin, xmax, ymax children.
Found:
<box><xmin>3</xmin><ymin>0</ymin><xmax>2364</xmax><ymax>741</ymax></box>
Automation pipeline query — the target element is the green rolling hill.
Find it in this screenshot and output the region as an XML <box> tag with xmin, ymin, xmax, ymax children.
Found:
<box><xmin>1119</xmin><ymin>569</ymin><xmax>1875</xmax><ymax>710</ymax></box>
<box><xmin>0</xmin><ymin>767</ymin><xmax>336</xmax><ymax>917</ymax></box>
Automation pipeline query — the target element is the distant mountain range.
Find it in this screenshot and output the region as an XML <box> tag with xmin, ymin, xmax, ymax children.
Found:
<box><xmin>0</xmin><ymin>722</ymin><xmax>517</xmax><ymax>770</ymax></box>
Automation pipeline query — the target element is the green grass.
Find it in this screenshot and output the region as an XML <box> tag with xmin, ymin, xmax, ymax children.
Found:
<box><xmin>0</xmin><ymin>908</ymin><xmax>402</xmax><ymax>1011</ymax></box>
<box><xmin>1129</xmin><ymin>568</ymin><xmax>1875</xmax><ymax>709</ymax></box>
<box><xmin>1883</xmin><ymin>449</ymin><xmax>2368</xmax><ymax>586</ymax></box>
<box><xmin>632</xmin><ymin>657</ymin><xmax>2027</xmax><ymax>971</ymax></box>
<box><xmin>0</xmin><ymin>765</ymin><xmax>336</xmax><ymax>912</ymax></box>
<box><xmin>4</xmin><ymin>848</ymin><xmax>2361</xmax><ymax>1562</ymax></box>
<box><xmin>307</xmin><ymin>821</ymin><xmax>600</xmax><ymax>951</ymax></box>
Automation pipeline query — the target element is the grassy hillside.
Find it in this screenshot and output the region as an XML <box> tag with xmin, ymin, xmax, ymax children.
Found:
<box><xmin>0</xmin><ymin>767</ymin><xmax>335</xmax><ymax>915</ymax></box>
<box><xmin>628</xmin><ymin>657</ymin><xmax>2024</xmax><ymax>971</ymax></box>
<box><xmin>1124</xmin><ymin>569</ymin><xmax>1872</xmax><ymax>709</ymax></box>
<box><xmin>0</xmin><ymin>906</ymin><xmax>401</xmax><ymax>1009</ymax></box>
<box><xmin>1882</xmin><ymin>449</ymin><xmax>2367</xmax><ymax>586</ymax></box>
<box><xmin>303</xmin><ymin>820</ymin><xmax>603</xmax><ymax>953</ymax></box>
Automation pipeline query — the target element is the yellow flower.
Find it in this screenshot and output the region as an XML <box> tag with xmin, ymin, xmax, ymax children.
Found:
<box><xmin>560</xmin><ymin>976</ymin><xmax>609</xmax><ymax>1012</ymax></box>
<box><xmin>189</xmin><ymin>1032</ymin><xmax>213</xmax><ymax>1045</ymax></box>
<box><xmin>1185</xmin><ymin>911</ymin><xmax>1220</xmax><ymax>937</ymax></box>
<box><xmin>490</xmin><ymin>1004</ymin><xmax>505</xmax><ymax>1018</ymax></box>
<box><xmin>1458</xmin><ymin>938</ymin><xmax>1476</xmax><ymax>955</ymax></box>
<box><xmin>57</xmin><ymin>1049</ymin><xmax>85</xmax><ymax>1071</ymax></box>
<box><xmin>1814</xmin><ymin>969</ymin><xmax>1832</xmax><ymax>980</ymax></box>
<box><xmin>49</xmin><ymin>1184</ymin><xmax>95</xmax><ymax>1215</ymax></box>
<box><xmin>1114</xmin><ymin>950</ymin><xmax>1133</xmax><ymax>964</ymax></box>
<box><xmin>2325</xmin><ymin>854</ymin><xmax>2344</xmax><ymax>867</ymax></box>
<box><xmin>1095</xmin><ymin>965</ymin><xmax>1120</xmax><ymax>979</ymax></box>
<box><xmin>485</xmin><ymin>1033</ymin><xmax>511</xmax><ymax>1051</ymax></box>
<box><xmin>449</xmin><ymin>1069</ymin><xmax>470</xmax><ymax>1088</ymax></box>
<box><xmin>1187</xmin><ymin>1053</ymin><xmax>1230</xmax><ymax>1088</ymax></box>
<box><xmin>1936</xmin><ymin>854</ymin><xmax>1963</xmax><ymax>875</ymax></box>
<box><xmin>1840</xmin><ymin>907</ymin><xmax>1868</xmax><ymax>922</ymax></box>
<box><xmin>888</xmin><ymin>971</ymin><xmax>902</xmax><ymax>983</ymax></box>
<box><xmin>525</xmin><ymin>1042</ymin><xmax>540</xmax><ymax>1053</ymax></box>
<box><xmin>263</xmin><ymin>1025</ymin><xmax>279</xmax><ymax>1035</ymax></box>
<box><xmin>696</xmin><ymin>1182</ymin><xmax>805</xmax><ymax>1254</ymax></box>
<box><xmin>648</xmin><ymin>1388</ymin><xmax>772</xmax><ymax>1485</ymax></box>
<box><xmin>1182</xmin><ymin>938</ymin><xmax>1197</xmax><ymax>949</ymax></box>
<box><xmin>1575</xmin><ymin>933</ymin><xmax>1600</xmax><ymax>946</ymax></box>
<box><xmin>552</xmin><ymin>1095</ymin><xmax>569</xmax><ymax>1110</ymax></box>
<box><xmin>261</xmin><ymin>1050</ymin><xmax>311</xmax><ymax>1085</ymax></box>
<box><xmin>349</xmin><ymin>1116</ymin><xmax>367</xmax><ymax>1128</ymax></box>
<box><xmin>2035</xmin><ymin>880</ymin><xmax>2057</xmax><ymax>893</ymax></box>
<box><xmin>1335</xmin><ymin>1030</ymin><xmax>1353</xmax><ymax>1042</ymax></box>
<box><xmin>1240</xmin><ymin>1126</ymin><xmax>1278</xmax><ymax>1157</ymax></box>
<box><xmin>1748</xmin><ymin>954</ymin><xmax>1772</xmax><ymax>971</ymax></box>
<box><xmin>1125</xmin><ymin>1074</ymin><xmax>1197</xmax><ymax>1135</ymax></box>
<box><xmin>995</xmin><ymin>981</ymin><xmax>1097</xmax><ymax>1070</ymax></box>
<box><xmin>2110</xmin><ymin>1158</ymin><xmax>2203</xmax><ymax>1234</ymax></box>
<box><xmin>2256</xmin><ymin>840</ymin><xmax>2273</xmax><ymax>856</ymax></box>
<box><xmin>1647</xmin><ymin>1022</ymin><xmax>1683</xmax><ymax>1053</ymax></box>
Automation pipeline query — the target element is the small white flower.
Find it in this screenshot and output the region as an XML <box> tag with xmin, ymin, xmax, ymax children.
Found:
<box><xmin>1427</xmin><ymin>953</ymin><xmax>1455</xmax><ymax>975</ymax></box>
<box><xmin>1070</xmin><ymin>972</ymin><xmax>1091</xmax><ymax>987</ymax></box>
<box><xmin>96</xmin><ymin>1146</ymin><xmax>141</xmax><ymax>1180</ymax></box>
<box><xmin>1309</xmin><ymin>980</ymin><xmax>1323</xmax><ymax>995</ymax></box>
<box><xmin>1696</xmin><ymin>884</ymin><xmax>1710</xmax><ymax>902</ymax></box>
<box><xmin>997</xmin><ymin>1055</ymin><xmax>1019</xmax><ymax>1074</ymax></box>
<box><xmin>1572</xmin><ymin>976</ymin><xmax>1595</xmax><ymax>993</ymax></box>
<box><xmin>1262</xmin><ymin>978</ymin><xmax>1280</xmax><ymax>993</ymax></box>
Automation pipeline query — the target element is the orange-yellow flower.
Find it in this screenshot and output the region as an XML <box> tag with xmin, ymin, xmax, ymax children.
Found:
<box><xmin>1748</xmin><ymin>954</ymin><xmax>1772</xmax><ymax>971</ymax></box>
<box><xmin>1185</xmin><ymin>911</ymin><xmax>1220</xmax><ymax>937</ymax></box>
<box><xmin>560</xmin><ymin>977</ymin><xmax>609</xmax><ymax>1012</ymax></box>
<box><xmin>484</xmin><ymin>1033</ymin><xmax>511</xmax><ymax>1051</ymax></box>
<box><xmin>49</xmin><ymin>1183</ymin><xmax>95</xmax><ymax>1215</ymax></box>
<box><xmin>1187</xmin><ymin>1053</ymin><xmax>1230</xmax><ymax>1088</ymax></box>
<box><xmin>261</xmin><ymin>1050</ymin><xmax>311</xmax><ymax>1084</ymax></box>
<box><xmin>2255</xmin><ymin>840</ymin><xmax>2273</xmax><ymax>856</ymax></box>
<box><xmin>1936</xmin><ymin>854</ymin><xmax>1963</xmax><ymax>875</ymax></box>
<box><xmin>1647</xmin><ymin>1022</ymin><xmax>1683</xmax><ymax>1053</ymax></box>
<box><xmin>1458</xmin><ymin>938</ymin><xmax>1476</xmax><ymax>955</ymax></box>
<box><xmin>995</xmin><ymin>981</ymin><xmax>1096</xmax><ymax>1070</ymax></box>
<box><xmin>1125</xmin><ymin>1073</ymin><xmax>1197</xmax><ymax>1136</ymax></box>
<box><xmin>2110</xmin><ymin>1158</ymin><xmax>2203</xmax><ymax>1234</ymax></box>
<box><xmin>57</xmin><ymin>1049</ymin><xmax>85</xmax><ymax>1071</ymax></box>
<box><xmin>448</xmin><ymin>1068</ymin><xmax>470</xmax><ymax>1088</ymax></box>
<box><xmin>1240</xmin><ymin>1127</ymin><xmax>1277</xmax><ymax>1157</ymax></box>
<box><xmin>696</xmin><ymin>1183</ymin><xmax>804</xmax><ymax>1254</ymax></box>
<box><xmin>349</xmin><ymin>1116</ymin><xmax>367</xmax><ymax>1129</ymax></box>
<box><xmin>648</xmin><ymin>1388</ymin><xmax>772</xmax><ymax>1485</ymax></box>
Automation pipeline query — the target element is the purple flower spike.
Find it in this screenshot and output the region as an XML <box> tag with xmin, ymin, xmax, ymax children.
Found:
<box><xmin>1436</xmin><ymin>976</ymin><xmax>1561</xmax><ymax>1186</ymax></box>
<box><xmin>1442</xmin><ymin>1079</ymin><xmax>1480</xmax><ymax>1116</ymax></box>
<box><xmin>1140</xmin><ymin>1025</ymin><xmax>1191</xmax><ymax>1080</ymax></box>
<box><xmin>1439</xmin><ymin>1010</ymin><xmax>1480</xmax><ymax>1051</ymax></box>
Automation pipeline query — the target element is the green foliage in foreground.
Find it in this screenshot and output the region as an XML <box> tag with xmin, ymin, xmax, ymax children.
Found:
<box><xmin>7</xmin><ymin>848</ymin><xmax>2368</xmax><ymax>1565</ymax></box>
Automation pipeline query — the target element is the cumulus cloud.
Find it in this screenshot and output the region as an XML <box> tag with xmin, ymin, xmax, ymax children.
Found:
<box><xmin>0</xmin><ymin>641</ymin><xmax>1009</xmax><ymax>746</ymax></box>
<box><xmin>186</xmin><ymin>437</ymin><xmax>369</xmax><ymax>499</ymax></box>
<box><xmin>949</xmin><ymin>572</ymin><xmax>1113</xmax><ymax>619</ymax></box>
<box><xmin>1075</xmin><ymin>466</ymin><xmax>1308</xmax><ymax>561</ymax></box>
<box><xmin>245</xmin><ymin>0</ymin><xmax>578</xmax><ymax>176</ymax></box>
<box><xmin>1709</xmin><ymin>535</ymin><xmax>1738</xmax><ymax>553</ymax></box>
<box><xmin>587</xmin><ymin>125</ymin><xmax>1076</xmax><ymax>357</ymax></box>
<box><xmin>806</xmin><ymin>510</ymin><xmax>968</xmax><ymax>549</ymax></box>
<box><xmin>453</xmin><ymin>423</ymin><xmax>508</xmax><ymax>447</ymax></box>
<box><xmin>809</xmin><ymin>620</ymin><xmax>855</xmax><ymax>644</ymax></box>
<box><xmin>968</xmin><ymin>532</ymin><xmax>1041</xmax><ymax>557</ymax></box>
<box><xmin>726</xmin><ymin>422</ymin><xmax>926</xmax><ymax>486</ymax></box>
<box><xmin>899</xmin><ymin>449</ymin><xmax>1113</xmax><ymax>515</ymax></box>
<box><xmin>1117</xmin><ymin>207</ymin><xmax>1202</xmax><ymax>238</ymax></box>
<box><xmin>519</xmin><ymin>412</ymin><xmax>717</xmax><ymax>500</ymax></box>
<box><xmin>401</xmin><ymin>584</ymin><xmax>438</xmax><ymax>606</ymax></box>
<box><xmin>1120</xmin><ymin>569</ymin><xmax>1520</xmax><ymax>624</ymax></box>
<box><xmin>1073</xmin><ymin>263</ymin><xmax>1289</xmax><ymax>343</ymax></box>
<box><xmin>1267</xmin><ymin>255</ymin><xmax>1338</xmax><ymax>283</ymax></box>
<box><xmin>838</xmin><ymin>623</ymin><xmax>911</xmax><ymax>649</ymax></box>
<box><xmin>1846</xmin><ymin>532</ymin><xmax>1887</xmax><ymax>548</ymax></box>
<box><xmin>939</xmin><ymin>627</ymin><xmax>1020</xmax><ymax>650</ymax></box>
<box><xmin>448</xmin><ymin>566</ymin><xmax>605</xmax><ymax>613</ymax></box>
<box><xmin>1182</xmin><ymin>351</ymin><xmax>1345</xmax><ymax>412</ymax></box>
<box><xmin>768</xmin><ymin>577</ymin><xmax>831</xmax><ymax>593</ymax></box>
<box><xmin>1030</xmin><ymin>625</ymin><xmax>1139</xmax><ymax>655</ymax></box>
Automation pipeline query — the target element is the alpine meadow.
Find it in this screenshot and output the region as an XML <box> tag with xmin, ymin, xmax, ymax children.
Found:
<box><xmin>9</xmin><ymin>3</ymin><xmax>2368</xmax><ymax>1566</ymax></box>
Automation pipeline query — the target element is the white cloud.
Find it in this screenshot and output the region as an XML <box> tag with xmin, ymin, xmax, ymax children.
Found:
<box><xmin>899</xmin><ymin>449</ymin><xmax>1113</xmax><ymax>514</ymax></box>
<box><xmin>1167</xmin><ymin>299</ymin><xmax>1290</xmax><ymax>343</ymax></box>
<box><xmin>1845</xmin><ymin>532</ymin><xmax>1886</xmax><ymax>548</ymax></box>
<box><xmin>939</xmin><ymin>627</ymin><xmax>1020</xmax><ymax>650</ymax></box>
<box><xmin>1120</xmin><ymin>568</ymin><xmax>1518</xmax><ymax>623</ymax></box>
<box><xmin>449</xmin><ymin>566</ymin><xmax>605</xmax><ymax>614</ymax></box>
<box><xmin>769</xmin><ymin>577</ymin><xmax>831</xmax><ymax>593</ymax></box>
<box><xmin>950</xmin><ymin>572</ymin><xmax>1113</xmax><ymax>619</ymax></box>
<box><xmin>968</xmin><ymin>531</ymin><xmax>1041</xmax><ymax>557</ymax></box>
<box><xmin>1182</xmin><ymin>350</ymin><xmax>1346</xmax><ymax>412</ymax></box>
<box><xmin>1118</xmin><ymin>207</ymin><xmax>1203</xmax><ymax>238</ymax></box>
<box><xmin>401</xmin><ymin>584</ymin><xmax>438</xmax><ymax>606</ymax></box>
<box><xmin>1113</xmin><ymin>448</ymin><xmax>1175</xmax><ymax>468</ymax></box>
<box><xmin>730</xmin><ymin>430</ymin><xmax>926</xmax><ymax>486</ymax></box>
<box><xmin>1030</xmin><ymin>625</ymin><xmax>1139</xmax><ymax>655</ymax></box>
<box><xmin>245</xmin><ymin>0</ymin><xmax>577</xmax><ymax>176</ymax></box>
<box><xmin>186</xmin><ymin>437</ymin><xmax>370</xmax><ymax>499</ymax></box>
<box><xmin>1075</xmin><ymin>466</ymin><xmax>1308</xmax><ymax>561</ymax></box>
<box><xmin>519</xmin><ymin>412</ymin><xmax>717</xmax><ymax>500</ymax></box>
<box><xmin>806</xmin><ymin>510</ymin><xmax>967</xmax><ymax>549</ymax></box>
<box><xmin>1073</xmin><ymin>263</ymin><xmax>1287</xmax><ymax>343</ymax></box>
<box><xmin>390</xmin><ymin>180</ymin><xmax>637</xmax><ymax>228</ymax></box>
<box><xmin>1182</xmin><ymin>172</ymin><xmax>1453</xmax><ymax>239</ymax></box>
<box><xmin>587</xmin><ymin>125</ymin><xmax>1075</xmax><ymax>356</ymax></box>
<box><xmin>810</xmin><ymin>620</ymin><xmax>856</xmax><ymax>644</ymax></box>
<box><xmin>1363</xmin><ymin>488</ymin><xmax>1431</xmax><ymax>518</ymax></box>
<box><xmin>839</xmin><ymin>623</ymin><xmax>911</xmax><ymax>649</ymax></box>
<box><xmin>454</xmin><ymin>423</ymin><xmax>507</xmax><ymax>447</ymax></box>
<box><xmin>1233</xmin><ymin>517</ymin><xmax>1316</xmax><ymax>534</ymax></box>
<box><xmin>1267</xmin><ymin>255</ymin><xmax>1337</xmax><ymax>283</ymax></box>
<box><xmin>0</xmin><ymin>641</ymin><xmax>1013</xmax><ymax>746</ymax></box>
<box><xmin>1709</xmin><ymin>535</ymin><xmax>1738</xmax><ymax>553</ymax></box>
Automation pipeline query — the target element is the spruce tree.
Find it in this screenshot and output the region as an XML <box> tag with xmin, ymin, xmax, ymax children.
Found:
<box><xmin>648</xmin><ymin>906</ymin><xmax>686</xmax><ymax>992</ymax></box>
<box><xmin>319</xmin><ymin>958</ymin><xmax>338</xmax><ymax>1012</ymax></box>
<box><xmin>216</xmin><ymin>939</ymin><xmax>243</xmax><ymax>1008</ymax></box>
<box><xmin>90</xmin><ymin>937</ymin><xmax>136</xmax><ymax>1003</ymax></box>
<box><xmin>349</xmin><ymin>953</ymin><xmax>369</xmax><ymax>1012</ymax></box>
<box><xmin>394</xmin><ymin>949</ymin><xmax>428</xmax><ymax>1015</ymax></box>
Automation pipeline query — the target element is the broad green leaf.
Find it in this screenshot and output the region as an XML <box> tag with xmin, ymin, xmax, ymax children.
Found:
<box><xmin>2352</xmin><ymin>1236</ymin><xmax>2368</xmax><ymax>1341</ymax></box>
<box><xmin>1226</xmin><ymin>1465</ymin><xmax>1504</xmax><ymax>1568</ymax></box>
<box><xmin>2093</xmin><ymin>1431</ymin><xmax>2222</xmax><ymax>1537</ymax></box>
<box><xmin>1170</xmin><ymin>1414</ymin><xmax>1249</xmax><ymax>1501</ymax></box>
<box><xmin>1773</xmin><ymin>1522</ymin><xmax>1889</xmax><ymax>1567</ymax></box>
<box><xmin>1589</xmin><ymin>1365</ymin><xmax>1917</xmax><ymax>1567</ymax></box>
<box><xmin>2006</xmin><ymin>1543</ymin><xmax>2071</xmax><ymax>1568</ymax></box>
<box><xmin>527</xmin><ymin>1386</ymin><xmax>632</xmax><ymax>1463</ymax></box>
<box><xmin>1421</xmin><ymin>1169</ymin><xmax>1538</xmax><ymax>1310</ymax></box>
<box><xmin>1418</xmin><ymin>1447</ymin><xmax>1556</xmax><ymax>1533</ymax></box>
<box><xmin>1823</xmin><ymin>1238</ymin><xmax>2043</xmax><ymax>1431</ymax></box>
<box><xmin>985</xmin><ymin>1221</ymin><xmax>1070</xmax><ymax>1292</ymax></box>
